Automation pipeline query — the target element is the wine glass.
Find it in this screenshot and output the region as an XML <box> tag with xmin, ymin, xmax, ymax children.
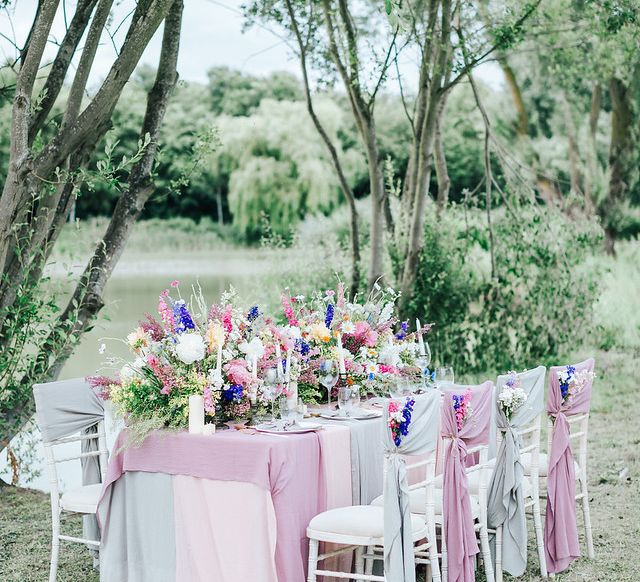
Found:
<box><xmin>319</xmin><ymin>360</ymin><xmax>339</xmax><ymax>406</ymax></box>
<box><xmin>263</xmin><ymin>367</ymin><xmax>280</xmax><ymax>422</ymax></box>
<box><xmin>435</xmin><ymin>365</ymin><xmax>455</xmax><ymax>389</ymax></box>
<box><xmin>279</xmin><ymin>396</ymin><xmax>296</xmax><ymax>427</ymax></box>
<box><xmin>337</xmin><ymin>387</ymin><xmax>353</xmax><ymax>417</ymax></box>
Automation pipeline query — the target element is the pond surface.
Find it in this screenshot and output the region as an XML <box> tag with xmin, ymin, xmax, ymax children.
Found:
<box><xmin>1</xmin><ymin>248</ymin><xmax>281</xmax><ymax>492</ymax></box>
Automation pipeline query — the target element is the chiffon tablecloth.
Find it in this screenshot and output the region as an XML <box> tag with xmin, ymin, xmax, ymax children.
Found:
<box><xmin>98</xmin><ymin>419</ymin><xmax>384</xmax><ymax>582</ymax></box>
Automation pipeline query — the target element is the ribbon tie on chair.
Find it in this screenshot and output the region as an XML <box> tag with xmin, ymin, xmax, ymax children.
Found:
<box><xmin>441</xmin><ymin>426</ymin><xmax>479</xmax><ymax>582</ymax></box>
<box><xmin>487</xmin><ymin>414</ymin><xmax>527</xmax><ymax>576</ymax></box>
<box><xmin>544</xmin><ymin>359</ymin><xmax>594</xmax><ymax>574</ymax></box>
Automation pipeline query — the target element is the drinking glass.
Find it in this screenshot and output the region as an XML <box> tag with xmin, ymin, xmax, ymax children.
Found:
<box><xmin>435</xmin><ymin>365</ymin><xmax>455</xmax><ymax>388</ymax></box>
<box><xmin>319</xmin><ymin>360</ymin><xmax>340</xmax><ymax>405</ymax></box>
<box><xmin>337</xmin><ymin>387</ymin><xmax>353</xmax><ymax>416</ymax></box>
<box><xmin>279</xmin><ymin>396</ymin><xmax>296</xmax><ymax>426</ymax></box>
<box><xmin>350</xmin><ymin>385</ymin><xmax>361</xmax><ymax>410</ymax></box>
<box><xmin>390</xmin><ymin>378</ymin><xmax>412</xmax><ymax>399</ymax></box>
<box><xmin>263</xmin><ymin>367</ymin><xmax>280</xmax><ymax>421</ymax></box>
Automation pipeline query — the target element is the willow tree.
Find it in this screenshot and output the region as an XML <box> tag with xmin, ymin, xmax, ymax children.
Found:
<box><xmin>0</xmin><ymin>0</ymin><xmax>185</xmax><ymax>453</ymax></box>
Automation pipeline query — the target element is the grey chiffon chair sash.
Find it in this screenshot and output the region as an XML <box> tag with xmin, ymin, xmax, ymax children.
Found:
<box><xmin>383</xmin><ymin>390</ymin><xmax>441</xmax><ymax>582</ymax></box>
<box><xmin>487</xmin><ymin>366</ymin><xmax>545</xmax><ymax>576</ymax></box>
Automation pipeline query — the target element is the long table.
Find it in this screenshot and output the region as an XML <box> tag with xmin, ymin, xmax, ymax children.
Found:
<box><xmin>97</xmin><ymin>416</ymin><xmax>385</xmax><ymax>582</ymax></box>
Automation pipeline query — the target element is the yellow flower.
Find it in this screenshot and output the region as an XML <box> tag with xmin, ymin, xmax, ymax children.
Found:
<box><xmin>206</xmin><ymin>321</ymin><xmax>225</xmax><ymax>351</ymax></box>
<box><xmin>309</xmin><ymin>322</ymin><xmax>331</xmax><ymax>343</ymax></box>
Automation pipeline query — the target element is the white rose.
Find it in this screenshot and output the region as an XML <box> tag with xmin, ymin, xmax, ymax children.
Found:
<box><xmin>175</xmin><ymin>333</ymin><xmax>205</xmax><ymax>364</ymax></box>
<box><xmin>379</xmin><ymin>344</ymin><xmax>403</xmax><ymax>367</ymax></box>
<box><xmin>120</xmin><ymin>357</ymin><xmax>145</xmax><ymax>382</ymax></box>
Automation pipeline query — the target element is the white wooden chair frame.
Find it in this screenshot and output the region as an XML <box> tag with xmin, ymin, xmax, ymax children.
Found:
<box><xmin>43</xmin><ymin>420</ymin><xmax>108</xmax><ymax>582</ymax></box>
<box><xmin>306</xmin><ymin>455</ymin><xmax>437</xmax><ymax>581</ymax></box>
<box><xmin>493</xmin><ymin>414</ymin><xmax>547</xmax><ymax>581</ymax></box>
<box><xmin>436</xmin><ymin>443</ymin><xmax>494</xmax><ymax>582</ymax></box>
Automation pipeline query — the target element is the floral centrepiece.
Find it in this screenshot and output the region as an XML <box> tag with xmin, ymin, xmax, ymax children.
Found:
<box><xmin>88</xmin><ymin>281</ymin><xmax>433</xmax><ymax>443</ymax></box>
<box><xmin>557</xmin><ymin>365</ymin><xmax>595</xmax><ymax>404</ymax></box>
<box><xmin>388</xmin><ymin>397</ymin><xmax>415</xmax><ymax>446</ymax></box>
<box><xmin>497</xmin><ymin>371</ymin><xmax>528</xmax><ymax>420</ymax></box>
<box><xmin>452</xmin><ymin>389</ymin><xmax>473</xmax><ymax>431</ymax></box>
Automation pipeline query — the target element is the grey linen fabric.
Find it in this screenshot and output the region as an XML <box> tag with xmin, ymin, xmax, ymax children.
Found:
<box><xmin>487</xmin><ymin>366</ymin><xmax>545</xmax><ymax>576</ymax></box>
<box><xmin>33</xmin><ymin>378</ymin><xmax>106</xmax><ymax>545</ymax></box>
<box><xmin>98</xmin><ymin>471</ymin><xmax>176</xmax><ymax>582</ymax></box>
<box><xmin>383</xmin><ymin>391</ymin><xmax>440</xmax><ymax>582</ymax></box>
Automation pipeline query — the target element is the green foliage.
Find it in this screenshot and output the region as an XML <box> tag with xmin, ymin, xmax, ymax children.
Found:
<box><xmin>406</xmin><ymin>203</ymin><xmax>602</xmax><ymax>374</ymax></box>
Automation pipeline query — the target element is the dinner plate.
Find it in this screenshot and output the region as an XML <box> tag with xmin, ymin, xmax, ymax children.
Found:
<box><xmin>319</xmin><ymin>409</ymin><xmax>382</xmax><ymax>421</ymax></box>
<box><xmin>254</xmin><ymin>421</ymin><xmax>322</xmax><ymax>434</ymax></box>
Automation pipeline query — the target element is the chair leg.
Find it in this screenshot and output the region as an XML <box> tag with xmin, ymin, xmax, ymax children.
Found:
<box><xmin>495</xmin><ymin>525</ymin><xmax>503</xmax><ymax>582</ymax></box>
<box><xmin>479</xmin><ymin>524</ymin><xmax>495</xmax><ymax>582</ymax></box>
<box><xmin>307</xmin><ymin>538</ymin><xmax>319</xmax><ymax>582</ymax></box>
<box><xmin>364</xmin><ymin>545</ymin><xmax>374</xmax><ymax>576</ymax></box>
<box><xmin>428</xmin><ymin>528</ymin><xmax>442</xmax><ymax>582</ymax></box>
<box><xmin>355</xmin><ymin>546</ymin><xmax>365</xmax><ymax>582</ymax></box>
<box><xmin>580</xmin><ymin>477</ymin><xmax>595</xmax><ymax>559</ymax></box>
<box><xmin>441</xmin><ymin>528</ymin><xmax>448</xmax><ymax>582</ymax></box>
<box><xmin>49</xmin><ymin>535</ymin><xmax>60</xmax><ymax>582</ymax></box>
<box><xmin>532</xmin><ymin>489</ymin><xmax>548</xmax><ymax>578</ymax></box>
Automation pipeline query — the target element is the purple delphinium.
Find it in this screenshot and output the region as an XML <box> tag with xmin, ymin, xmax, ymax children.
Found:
<box><xmin>325</xmin><ymin>303</ymin><xmax>334</xmax><ymax>329</ymax></box>
<box><xmin>172</xmin><ymin>300</ymin><xmax>195</xmax><ymax>333</ymax></box>
<box><xmin>223</xmin><ymin>384</ymin><xmax>244</xmax><ymax>402</ymax></box>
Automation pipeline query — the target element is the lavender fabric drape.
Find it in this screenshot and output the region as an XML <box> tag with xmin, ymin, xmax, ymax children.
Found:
<box><xmin>487</xmin><ymin>366</ymin><xmax>546</xmax><ymax>576</ymax></box>
<box><xmin>441</xmin><ymin>381</ymin><xmax>493</xmax><ymax>582</ymax></box>
<box><xmin>383</xmin><ymin>391</ymin><xmax>441</xmax><ymax>582</ymax></box>
<box><xmin>33</xmin><ymin>378</ymin><xmax>105</xmax><ymax>545</ymax></box>
<box><xmin>544</xmin><ymin>358</ymin><xmax>594</xmax><ymax>574</ymax></box>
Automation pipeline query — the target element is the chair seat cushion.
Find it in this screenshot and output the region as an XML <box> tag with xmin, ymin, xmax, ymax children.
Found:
<box><xmin>522</xmin><ymin>452</ymin><xmax>579</xmax><ymax>477</ymax></box>
<box><xmin>60</xmin><ymin>483</ymin><xmax>102</xmax><ymax>514</ymax></box>
<box><xmin>371</xmin><ymin>488</ymin><xmax>480</xmax><ymax>520</ymax></box>
<box><xmin>308</xmin><ymin>505</ymin><xmax>426</xmax><ymax>540</ymax></box>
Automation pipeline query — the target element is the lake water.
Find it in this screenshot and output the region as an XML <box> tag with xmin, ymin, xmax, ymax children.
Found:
<box><xmin>0</xmin><ymin>248</ymin><xmax>284</xmax><ymax>492</ymax></box>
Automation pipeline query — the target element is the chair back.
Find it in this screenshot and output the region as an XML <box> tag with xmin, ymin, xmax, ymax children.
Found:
<box><xmin>382</xmin><ymin>390</ymin><xmax>441</xmax><ymax>582</ymax></box>
<box><xmin>33</xmin><ymin>378</ymin><xmax>108</xmax><ymax>501</ymax></box>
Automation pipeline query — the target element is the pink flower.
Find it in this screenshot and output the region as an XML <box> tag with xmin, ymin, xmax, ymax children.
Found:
<box><xmin>280</xmin><ymin>293</ymin><xmax>299</xmax><ymax>326</ymax></box>
<box><xmin>223</xmin><ymin>304</ymin><xmax>233</xmax><ymax>334</ymax></box>
<box><xmin>388</xmin><ymin>400</ymin><xmax>400</xmax><ymax>413</ymax></box>
<box><xmin>354</xmin><ymin>321</ymin><xmax>378</xmax><ymax>347</ymax></box>
<box><xmin>203</xmin><ymin>385</ymin><xmax>216</xmax><ymax>414</ymax></box>
<box><xmin>170</xmin><ymin>280</ymin><xmax>180</xmax><ymax>288</ymax></box>
<box><xmin>225</xmin><ymin>359</ymin><xmax>253</xmax><ymax>387</ymax></box>
<box><xmin>158</xmin><ymin>292</ymin><xmax>174</xmax><ymax>331</ymax></box>
<box><xmin>337</xmin><ymin>282</ymin><xmax>345</xmax><ymax>309</ymax></box>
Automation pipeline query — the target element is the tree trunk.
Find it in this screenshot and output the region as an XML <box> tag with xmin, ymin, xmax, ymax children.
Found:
<box><xmin>435</xmin><ymin>97</ymin><xmax>450</xmax><ymax>215</ymax></box>
<box><xmin>0</xmin><ymin>0</ymin><xmax>184</xmax><ymax>451</ymax></box>
<box><xmin>602</xmin><ymin>76</ymin><xmax>634</xmax><ymax>255</ymax></box>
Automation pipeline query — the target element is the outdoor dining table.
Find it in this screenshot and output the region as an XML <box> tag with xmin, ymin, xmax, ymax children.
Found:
<box><xmin>97</xmin><ymin>411</ymin><xmax>386</xmax><ymax>582</ymax></box>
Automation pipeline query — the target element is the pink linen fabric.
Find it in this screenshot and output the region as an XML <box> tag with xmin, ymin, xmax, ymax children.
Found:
<box><xmin>173</xmin><ymin>478</ymin><xmax>278</xmax><ymax>582</ymax></box>
<box><xmin>544</xmin><ymin>358</ymin><xmax>595</xmax><ymax>574</ymax></box>
<box><xmin>99</xmin><ymin>429</ymin><xmax>325</xmax><ymax>582</ymax></box>
<box><xmin>441</xmin><ymin>381</ymin><xmax>493</xmax><ymax>582</ymax></box>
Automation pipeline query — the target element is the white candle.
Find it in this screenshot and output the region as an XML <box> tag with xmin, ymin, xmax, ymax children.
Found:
<box><xmin>188</xmin><ymin>395</ymin><xmax>205</xmax><ymax>434</ymax></box>
<box><xmin>337</xmin><ymin>333</ymin><xmax>346</xmax><ymax>374</ymax></box>
<box><xmin>252</xmin><ymin>355</ymin><xmax>258</xmax><ymax>380</ymax></box>
<box><xmin>284</xmin><ymin>347</ymin><xmax>292</xmax><ymax>383</ymax></box>
<box><xmin>416</xmin><ymin>318</ymin><xmax>426</xmax><ymax>356</ymax></box>
<box><xmin>202</xmin><ymin>423</ymin><xmax>216</xmax><ymax>436</ymax></box>
<box><xmin>275</xmin><ymin>342</ymin><xmax>284</xmax><ymax>378</ymax></box>
<box><xmin>216</xmin><ymin>343</ymin><xmax>223</xmax><ymax>373</ymax></box>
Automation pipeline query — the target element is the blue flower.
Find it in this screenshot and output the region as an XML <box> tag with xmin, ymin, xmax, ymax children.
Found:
<box><xmin>223</xmin><ymin>384</ymin><xmax>244</xmax><ymax>402</ymax></box>
<box><xmin>247</xmin><ymin>305</ymin><xmax>260</xmax><ymax>322</ymax></box>
<box><xmin>295</xmin><ymin>338</ymin><xmax>310</xmax><ymax>356</ymax></box>
<box><xmin>395</xmin><ymin>320</ymin><xmax>409</xmax><ymax>340</ymax></box>
<box><xmin>325</xmin><ymin>303</ymin><xmax>334</xmax><ymax>329</ymax></box>
<box><xmin>172</xmin><ymin>300</ymin><xmax>195</xmax><ymax>334</ymax></box>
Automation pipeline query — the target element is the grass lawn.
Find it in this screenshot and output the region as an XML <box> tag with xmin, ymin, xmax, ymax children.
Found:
<box><xmin>1</xmin><ymin>349</ymin><xmax>638</xmax><ymax>581</ymax></box>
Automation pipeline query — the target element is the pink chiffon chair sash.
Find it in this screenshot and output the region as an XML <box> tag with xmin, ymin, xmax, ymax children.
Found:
<box><xmin>544</xmin><ymin>357</ymin><xmax>595</xmax><ymax>574</ymax></box>
<box><xmin>441</xmin><ymin>381</ymin><xmax>493</xmax><ymax>582</ymax></box>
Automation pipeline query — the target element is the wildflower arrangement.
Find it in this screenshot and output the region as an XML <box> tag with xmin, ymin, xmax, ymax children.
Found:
<box><xmin>89</xmin><ymin>281</ymin><xmax>432</xmax><ymax>441</ymax></box>
<box><xmin>388</xmin><ymin>397</ymin><xmax>415</xmax><ymax>446</ymax></box>
<box><xmin>452</xmin><ymin>389</ymin><xmax>473</xmax><ymax>431</ymax></box>
<box><xmin>497</xmin><ymin>371</ymin><xmax>528</xmax><ymax>420</ymax></box>
<box><xmin>279</xmin><ymin>282</ymin><xmax>430</xmax><ymax>400</ymax></box>
<box><xmin>557</xmin><ymin>365</ymin><xmax>595</xmax><ymax>404</ymax></box>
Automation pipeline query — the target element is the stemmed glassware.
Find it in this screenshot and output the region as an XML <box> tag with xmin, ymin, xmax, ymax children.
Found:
<box><xmin>319</xmin><ymin>359</ymin><xmax>340</xmax><ymax>406</ymax></box>
<box><xmin>415</xmin><ymin>340</ymin><xmax>432</xmax><ymax>386</ymax></box>
<box><xmin>434</xmin><ymin>365</ymin><xmax>455</xmax><ymax>389</ymax></box>
<box><xmin>337</xmin><ymin>387</ymin><xmax>354</xmax><ymax>417</ymax></box>
<box><xmin>263</xmin><ymin>367</ymin><xmax>280</xmax><ymax>422</ymax></box>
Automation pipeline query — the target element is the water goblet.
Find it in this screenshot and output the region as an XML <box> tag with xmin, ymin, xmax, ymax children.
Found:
<box><xmin>319</xmin><ymin>359</ymin><xmax>340</xmax><ymax>406</ymax></box>
<box><xmin>337</xmin><ymin>387</ymin><xmax>353</xmax><ymax>417</ymax></box>
<box><xmin>350</xmin><ymin>384</ymin><xmax>361</xmax><ymax>411</ymax></box>
<box><xmin>435</xmin><ymin>365</ymin><xmax>455</xmax><ymax>389</ymax></box>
